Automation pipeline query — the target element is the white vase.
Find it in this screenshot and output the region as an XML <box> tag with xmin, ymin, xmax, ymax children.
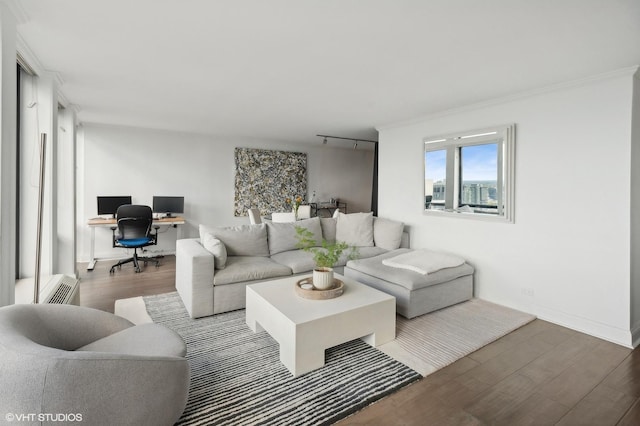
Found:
<box><xmin>312</xmin><ymin>267</ymin><xmax>334</xmax><ymax>290</ymax></box>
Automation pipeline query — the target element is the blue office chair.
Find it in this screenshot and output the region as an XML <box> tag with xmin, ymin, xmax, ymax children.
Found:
<box><xmin>110</xmin><ymin>205</ymin><xmax>160</xmax><ymax>274</ymax></box>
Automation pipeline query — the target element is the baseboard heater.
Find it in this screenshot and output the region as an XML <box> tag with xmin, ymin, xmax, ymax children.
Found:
<box><xmin>39</xmin><ymin>274</ymin><xmax>80</xmax><ymax>305</ymax></box>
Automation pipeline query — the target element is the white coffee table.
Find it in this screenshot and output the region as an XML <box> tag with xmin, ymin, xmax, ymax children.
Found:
<box><xmin>245</xmin><ymin>273</ymin><xmax>396</xmax><ymax>377</ymax></box>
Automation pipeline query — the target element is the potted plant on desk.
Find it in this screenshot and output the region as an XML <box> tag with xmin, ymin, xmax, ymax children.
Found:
<box><xmin>295</xmin><ymin>226</ymin><xmax>359</xmax><ymax>290</ymax></box>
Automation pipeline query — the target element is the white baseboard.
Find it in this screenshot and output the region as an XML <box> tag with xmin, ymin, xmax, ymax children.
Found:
<box><xmin>535</xmin><ymin>305</ymin><xmax>633</xmax><ymax>348</ymax></box>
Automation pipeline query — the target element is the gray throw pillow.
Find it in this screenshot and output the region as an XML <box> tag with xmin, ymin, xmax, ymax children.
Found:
<box><xmin>320</xmin><ymin>218</ymin><xmax>337</xmax><ymax>244</ymax></box>
<box><xmin>202</xmin><ymin>234</ymin><xmax>227</xmax><ymax>269</ymax></box>
<box><xmin>266</xmin><ymin>217</ymin><xmax>322</xmax><ymax>255</ymax></box>
<box><xmin>335</xmin><ymin>212</ymin><xmax>374</xmax><ymax>247</ymax></box>
<box><xmin>373</xmin><ymin>217</ymin><xmax>405</xmax><ymax>250</ymax></box>
<box><xmin>199</xmin><ymin>223</ymin><xmax>269</xmax><ymax>257</ymax></box>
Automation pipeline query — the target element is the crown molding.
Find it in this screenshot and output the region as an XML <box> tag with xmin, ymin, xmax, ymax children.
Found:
<box><xmin>16</xmin><ymin>33</ymin><xmax>44</xmax><ymax>76</ymax></box>
<box><xmin>52</xmin><ymin>71</ymin><xmax>65</xmax><ymax>88</ymax></box>
<box><xmin>376</xmin><ymin>65</ymin><xmax>640</xmax><ymax>132</ymax></box>
<box><xmin>1</xmin><ymin>0</ymin><xmax>29</xmax><ymax>25</ymax></box>
<box><xmin>17</xmin><ymin>34</ymin><xmax>68</xmax><ymax>107</ymax></box>
<box><xmin>56</xmin><ymin>88</ymin><xmax>69</xmax><ymax>108</ymax></box>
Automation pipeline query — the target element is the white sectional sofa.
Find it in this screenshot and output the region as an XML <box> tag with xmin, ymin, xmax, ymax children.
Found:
<box><xmin>176</xmin><ymin>213</ymin><xmax>409</xmax><ymax>318</ymax></box>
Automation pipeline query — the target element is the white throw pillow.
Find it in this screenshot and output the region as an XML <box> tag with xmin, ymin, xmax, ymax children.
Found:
<box><xmin>373</xmin><ymin>217</ymin><xmax>405</xmax><ymax>250</ymax></box>
<box><xmin>202</xmin><ymin>234</ymin><xmax>227</xmax><ymax>269</ymax></box>
<box><xmin>335</xmin><ymin>212</ymin><xmax>374</xmax><ymax>247</ymax></box>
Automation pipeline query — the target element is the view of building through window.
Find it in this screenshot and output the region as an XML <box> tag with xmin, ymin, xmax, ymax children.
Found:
<box><xmin>424</xmin><ymin>149</ymin><xmax>446</xmax><ymax>209</ymax></box>
<box><xmin>425</xmin><ymin>143</ymin><xmax>499</xmax><ymax>213</ymax></box>
<box><xmin>460</xmin><ymin>143</ymin><xmax>498</xmax><ymax>211</ymax></box>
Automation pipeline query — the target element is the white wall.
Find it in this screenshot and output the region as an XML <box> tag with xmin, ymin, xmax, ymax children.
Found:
<box><xmin>631</xmin><ymin>70</ymin><xmax>640</xmax><ymax>345</ymax></box>
<box><xmin>0</xmin><ymin>4</ymin><xmax>17</xmax><ymax>306</ymax></box>
<box><xmin>78</xmin><ymin>124</ymin><xmax>374</xmax><ymax>261</ymax></box>
<box><xmin>378</xmin><ymin>69</ymin><xmax>636</xmax><ymax>346</ymax></box>
<box><xmin>56</xmin><ymin>107</ymin><xmax>77</xmax><ymax>276</ymax></box>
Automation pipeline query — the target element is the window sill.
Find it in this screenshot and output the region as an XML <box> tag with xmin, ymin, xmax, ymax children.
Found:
<box><xmin>423</xmin><ymin>209</ymin><xmax>514</xmax><ymax>223</ymax></box>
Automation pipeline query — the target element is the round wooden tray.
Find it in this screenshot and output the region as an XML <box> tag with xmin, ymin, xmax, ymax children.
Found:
<box><xmin>295</xmin><ymin>277</ymin><xmax>344</xmax><ymax>300</ymax></box>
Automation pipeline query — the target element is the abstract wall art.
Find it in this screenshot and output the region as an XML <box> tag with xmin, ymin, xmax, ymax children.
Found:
<box><xmin>234</xmin><ymin>148</ymin><xmax>307</xmax><ymax>216</ymax></box>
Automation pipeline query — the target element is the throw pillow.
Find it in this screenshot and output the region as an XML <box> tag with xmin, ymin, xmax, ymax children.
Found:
<box><xmin>373</xmin><ymin>217</ymin><xmax>405</xmax><ymax>250</ymax></box>
<box><xmin>198</xmin><ymin>223</ymin><xmax>269</xmax><ymax>257</ymax></box>
<box><xmin>335</xmin><ymin>212</ymin><xmax>374</xmax><ymax>247</ymax></box>
<box><xmin>320</xmin><ymin>218</ymin><xmax>337</xmax><ymax>244</ymax></box>
<box><xmin>202</xmin><ymin>234</ymin><xmax>227</xmax><ymax>269</ymax></box>
<box><xmin>266</xmin><ymin>217</ymin><xmax>322</xmax><ymax>255</ymax></box>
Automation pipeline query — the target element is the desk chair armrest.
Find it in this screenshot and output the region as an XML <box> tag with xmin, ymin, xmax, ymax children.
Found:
<box><xmin>110</xmin><ymin>226</ymin><xmax>118</xmax><ymax>247</ymax></box>
<box><xmin>150</xmin><ymin>225</ymin><xmax>160</xmax><ymax>245</ymax></box>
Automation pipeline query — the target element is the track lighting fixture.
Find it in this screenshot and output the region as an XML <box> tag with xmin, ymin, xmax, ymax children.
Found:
<box><xmin>316</xmin><ymin>134</ymin><xmax>377</xmax><ymax>147</ymax></box>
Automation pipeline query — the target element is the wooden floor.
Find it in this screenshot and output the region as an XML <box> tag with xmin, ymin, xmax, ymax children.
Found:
<box><xmin>79</xmin><ymin>256</ymin><xmax>640</xmax><ymax>425</ymax></box>
<box><xmin>78</xmin><ymin>255</ymin><xmax>176</xmax><ymax>313</ymax></box>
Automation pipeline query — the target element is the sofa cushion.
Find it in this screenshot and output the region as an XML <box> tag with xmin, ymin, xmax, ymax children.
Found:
<box><xmin>199</xmin><ymin>223</ymin><xmax>269</xmax><ymax>257</ymax></box>
<box><xmin>271</xmin><ymin>246</ymin><xmax>386</xmax><ymax>274</ymax></box>
<box><xmin>270</xmin><ymin>250</ymin><xmax>317</xmax><ymax>274</ymax></box>
<box><xmin>202</xmin><ymin>234</ymin><xmax>227</xmax><ymax>269</ymax></box>
<box><xmin>213</xmin><ymin>256</ymin><xmax>292</xmax><ymax>285</ymax></box>
<box><xmin>332</xmin><ymin>246</ymin><xmax>381</xmax><ymax>267</ymax></box>
<box><xmin>373</xmin><ymin>217</ymin><xmax>405</xmax><ymax>250</ymax></box>
<box><xmin>266</xmin><ymin>217</ymin><xmax>322</xmax><ymax>255</ymax></box>
<box><xmin>320</xmin><ymin>218</ymin><xmax>337</xmax><ymax>244</ymax></box>
<box><xmin>353</xmin><ymin>246</ymin><xmax>388</xmax><ymax>260</ymax></box>
<box><xmin>77</xmin><ymin>323</ymin><xmax>186</xmax><ymax>358</ymax></box>
<box><xmin>336</xmin><ymin>212</ymin><xmax>374</xmax><ymax>247</ymax></box>
<box><xmin>346</xmin><ymin>249</ymin><xmax>474</xmax><ymax>291</ymax></box>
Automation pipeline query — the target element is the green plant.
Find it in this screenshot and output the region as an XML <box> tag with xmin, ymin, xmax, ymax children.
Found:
<box><xmin>295</xmin><ymin>226</ymin><xmax>359</xmax><ymax>269</ymax></box>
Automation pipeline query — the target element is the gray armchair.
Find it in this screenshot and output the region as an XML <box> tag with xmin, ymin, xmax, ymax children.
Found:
<box><xmin>0</xmin><ymin>304</ymin><xmax>189</xmax><ymax>426</ymax></box>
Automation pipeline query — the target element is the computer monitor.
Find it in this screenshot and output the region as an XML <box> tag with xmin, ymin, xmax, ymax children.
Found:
<box><xmin>97</xmin><ymin>196</ymin><xmax>132</xmax><ymax>218</ymax></box>
<box><xmin>153</xmin><ymin>196</ymin><xmax>184</xmax><ymax>217</ymax></box>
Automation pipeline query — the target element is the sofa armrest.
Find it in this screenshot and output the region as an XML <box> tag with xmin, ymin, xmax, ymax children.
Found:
<box><xmin>175</xmin><ymin>238</ymin><xmax>215</xmax><ymax>318</ymax></box>
<box><xmin>400</xmin><ymin>231</ymin><xmax>410</xmax><ymax>248</ymax></box>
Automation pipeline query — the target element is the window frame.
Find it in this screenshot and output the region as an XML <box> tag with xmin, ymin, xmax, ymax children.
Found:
<box><xmin>423</xmin><ymin>124</ymin><xmax>515</xmax><ymax>223</ymax></box>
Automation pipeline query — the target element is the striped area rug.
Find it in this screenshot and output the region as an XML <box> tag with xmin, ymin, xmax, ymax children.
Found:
<box><xmin>378</xmin><ymin>299</ymin><xmax>536</xmax><ymax>376</ymax></box>
<box><xmin>143</xmin><ymin>292</ymin><xmax>420</xmax><ymax>426</ymax></box>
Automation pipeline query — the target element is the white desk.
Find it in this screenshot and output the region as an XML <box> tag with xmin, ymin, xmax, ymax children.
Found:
<box><xmin>86</xmin><ymin>216</ymin><xmax>185</xmax><ymax>270</ymax></box>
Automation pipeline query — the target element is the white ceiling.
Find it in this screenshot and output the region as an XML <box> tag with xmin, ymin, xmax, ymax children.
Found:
<box><xmin>11</xmin><ymin>0</ymin><xmax>640</xmax><ymax>145</ymax></box>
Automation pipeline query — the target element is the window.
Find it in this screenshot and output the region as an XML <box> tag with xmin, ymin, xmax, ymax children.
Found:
<box><xmin>424</xmin><ymin>124</ymin><xmax>515</xmax><ymax>222</ymax></box>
